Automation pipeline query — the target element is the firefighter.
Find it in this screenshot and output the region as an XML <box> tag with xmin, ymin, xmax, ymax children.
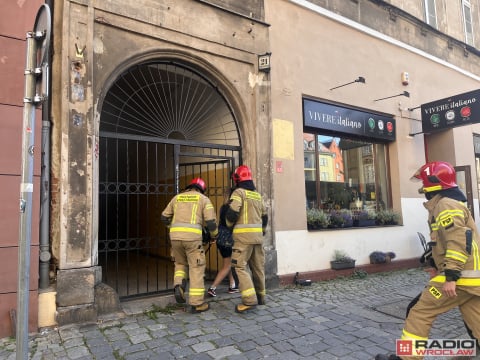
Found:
<box><xmin>161</xmin><ymin>177</ymin><xmax>218</xmax><ymax>313</ymax></box>
<box><xmin>376</xmin><ymin>161</ymin><xmax>480</xmax><ymax>360</ymax></box>
<box><xmin>405</xmin><ymin>233</ymin><xmax>475</xmax><ymax>345</ymax></box>
<box><xmin>225</xmin><ymin>165</ymin><xmax>268</xmax><ymax>313</ymax></box>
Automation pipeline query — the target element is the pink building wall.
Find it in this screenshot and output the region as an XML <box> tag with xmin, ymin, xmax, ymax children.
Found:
<box><xmin>0</xmin><ymin>0</ymin><xmax>44</xmax><ymax>337</ymax></box>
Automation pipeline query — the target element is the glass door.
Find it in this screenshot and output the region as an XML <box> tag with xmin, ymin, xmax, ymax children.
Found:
<box><xmin>455</xmin><ymin>165</ymin><xmax>474</xmax><ymax>219</ymax></box>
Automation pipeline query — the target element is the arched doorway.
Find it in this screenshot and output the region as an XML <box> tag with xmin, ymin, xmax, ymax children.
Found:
<box><xmin>98</xmin><ymin>61</ymin><xmax>241</xmax><ymax>299</ymax></box>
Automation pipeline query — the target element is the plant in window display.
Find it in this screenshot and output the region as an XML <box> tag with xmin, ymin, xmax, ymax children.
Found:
<box><xmin>306</xmin><ymin>208</ymin><xmax>330</xmax><ymax>230</ymax></box>
<box><xmin>328</xmin><ymin>209</ymin><xmax>353</xmax><ymax>228</ymax></box>
<box><xmin>326</xmin><ymin>183</ymin><xmax>353</xmax><ymax>210</ymax></box>
<box><xmin>353</xmin><ymin>209</ymin><xmax>377</xmax><ymax>227</ymax></box>
<box><xmin>375</xmin><ymin>209</ymin><xmax>401</xmax><ymax>225</ymax></box>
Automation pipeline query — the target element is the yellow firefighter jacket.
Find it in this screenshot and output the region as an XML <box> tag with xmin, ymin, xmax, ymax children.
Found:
<box><xmin>162</xmin><ymin>188</ymin><xmax>217</xmax><ymax>241</ymax></box>
<box><xmin>425</xmin><ymin>194</ymin><xmax>480</xmax><ymax>285</ymax></box>
<box><xmin>228</xmin><ymin>188</ymin><xmax>267</xmax><ymax>244</ymax></box>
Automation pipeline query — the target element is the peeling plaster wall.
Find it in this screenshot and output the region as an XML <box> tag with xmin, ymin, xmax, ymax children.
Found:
<box><xmin>56</xmin><ymin>1</ymin><xmax>94</xmax><ymax>269</ymax></box>
<box><xmin>50</xmin><ymin>0</ymin><xmax>273</xmax><ymax>311</ymax></box>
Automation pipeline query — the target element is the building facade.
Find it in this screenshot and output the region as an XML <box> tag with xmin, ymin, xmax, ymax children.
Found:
<box><xmin>1</xmin><ymin>0</ymin><xmax>480</xmax><ymax>337</ymax></box>
<box><xmin>47</xmin><ymin>0</ymin><xmax>273</xmax><ymax>327</ymax></box>
<box><xmin>268</xmin><ymin>0</ymin><xmax>480</xmax><ymax>279</ymax></box>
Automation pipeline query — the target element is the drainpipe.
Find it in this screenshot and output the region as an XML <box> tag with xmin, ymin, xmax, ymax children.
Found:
<box><xmin>39</xmin><ymin>0</ymin><xmax>53</xmax><ymax>289</ymax></box>
<box><xmin>38</xmin><ymin>93</ymin><xmax>51</xmax><ymax>289</ymax></box>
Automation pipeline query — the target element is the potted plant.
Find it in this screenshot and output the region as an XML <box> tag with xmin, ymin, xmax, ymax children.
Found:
<box><xmin>375</xmin><ymin>209</ymin><xmax>401</xmax><ymax>225</ymax></box>
<box><xmin>306</xmin><ymin>208</ymin><xmax>330</xmax><ymax>230</ymax></box>
<box><xmin>354</xmin><ymin>209</ymin><xmax>377</xmax><ymax>227</ymax></box>
<box><xmin>329</xmin><ymin>209</ymin><xmax>353</xmax><ymax>228</ymax></box>
<box><xmin>330</xmin><ymin>249</ymin><xmax>356</xmax><ymax>270</ymax></box>
<box><xmin>369</xmin><ymin>251</ymin><xmax>396</xmax><ymax>264</ymax></box>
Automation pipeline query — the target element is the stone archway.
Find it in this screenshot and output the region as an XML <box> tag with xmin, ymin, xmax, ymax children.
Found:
<box><xmin>98</xmin><ymin>60</ymin><xmax>242</xmax><ymax>298</ymax></box>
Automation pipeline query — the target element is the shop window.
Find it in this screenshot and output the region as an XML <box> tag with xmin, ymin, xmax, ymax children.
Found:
<box><xmin>304</xmin><ymin>133</ymin><xmax>392</xmax><ymax>227</ymax></box>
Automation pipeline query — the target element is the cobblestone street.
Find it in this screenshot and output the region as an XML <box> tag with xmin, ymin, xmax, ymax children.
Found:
<box><xmin>1</xmin><ymin>268</ymin><xmax>477</xmax><ymax>359</ymax></box>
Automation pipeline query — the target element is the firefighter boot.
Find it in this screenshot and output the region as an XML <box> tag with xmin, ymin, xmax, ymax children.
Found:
<box><xmin>174</xmin><ymin>279</ymin><xmax>187</xmax><ymax>304</ymax></box>
<box><xmin>375</xmin><ymin>355</ymin><xmax>401</xmax><ymax>360</ymax></box>
<box><xmin>190</xmin><ymin>302</ymin><xmax>209</xmax><ymax>314</ymax></box>
<box><xmin>257</xmin><ymin>294</ymin><xmax>266</xmax><ymax>305</ymax></box>
<box><xmin>235</xmin><ymin>303</ymin><xmax>257</xmax><ymax>313</ymax></box>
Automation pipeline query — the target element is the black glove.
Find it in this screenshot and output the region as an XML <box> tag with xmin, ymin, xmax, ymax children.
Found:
<box><xmin>202</xmin><ymin>227</ymin><xmax>211</xmax><ymax>245</ymax></box>
<box><xmin>445</xmin><ymin>269</ymin><xmax>461</xmax><ymax>282</ymax></box>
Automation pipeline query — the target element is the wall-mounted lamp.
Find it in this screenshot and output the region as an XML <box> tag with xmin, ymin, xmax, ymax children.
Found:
<box><xmin>329</xmin><ymin>76</ymin><xmax>365</xmax><ymax>91</ymax></box>
<box><xmin>374</xmin><ymin>91</ymin><xmax>410</xmax><ymax>102</ymax></box>
<box><xmin>408</xmin><ymin>131</ymin><xmax>424</xmax><ymax>137</ymax></box>
<box><xmin>258</xmin><ymin>52</ymin><xmax>271</xmax><ymax>73</ymax></box>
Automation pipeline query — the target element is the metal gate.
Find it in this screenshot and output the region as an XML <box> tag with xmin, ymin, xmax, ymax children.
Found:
<box><xmin>98</xmin><ymin>136</ymin><xmax>239</xmax><ymax>298</ymax></box>
<box><xmin>97</xmin><ymin>60</ymin><xmax>241</xmax><ymax>298</ymax></box>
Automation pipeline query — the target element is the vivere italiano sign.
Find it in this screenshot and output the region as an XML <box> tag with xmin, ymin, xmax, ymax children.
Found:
<box><xmin>303</xmin><ymin>98</ymin><xmax>395</xmax><ymax>141</ymax></box>
<box><xmin>421</xmin><ymin>89</ymin><xmax>480</xmax><ymax>133</ymax></box>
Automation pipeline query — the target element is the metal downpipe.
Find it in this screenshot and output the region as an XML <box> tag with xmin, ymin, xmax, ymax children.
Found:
<box><xmin>39</xmin><ymin>0</ymin><xmax>53</xmax><ymax>289</ymax></box>
<box><xmin>39</xmin><ymin>108</ymin><xmax>51</xmax><ymax>289</ymax></box>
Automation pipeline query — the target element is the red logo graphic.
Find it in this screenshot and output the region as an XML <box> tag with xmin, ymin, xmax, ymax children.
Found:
<box><xmin>396</xmin><ymin>340</ymin><xmax>413</xmax><ymax>356</ymax></box>
<box><xmin>386</xmin><ymin>122</ymin><xmax>393</xmax><ymax>133</ymax></box>
<box><xmin>460</xmin><ymin>106</ymin><xmax>471</xmax><ymax>118</ymax></box>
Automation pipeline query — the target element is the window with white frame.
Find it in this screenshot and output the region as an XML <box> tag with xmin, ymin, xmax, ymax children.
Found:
<box><xmin>424</xmin><ymin>0</ymin><xmax>437</xmax><ymax>28</ymax></box>
<box><xmin>463</xmin><ymin>0</ymin><xmax>474</xmax><ymax>46</ymax></box>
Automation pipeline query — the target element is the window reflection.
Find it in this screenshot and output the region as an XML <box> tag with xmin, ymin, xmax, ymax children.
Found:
<box><xmin>304</xmin><ymin>134</ymin><xmax>390</xmax><ymax>213</ymax></box>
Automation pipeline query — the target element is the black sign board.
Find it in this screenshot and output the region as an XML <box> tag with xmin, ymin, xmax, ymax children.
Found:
<box><xmin>303</xmin><ymin>98</ymin><xmax>396</xmax><ymax>141</ymax></box>
<box><xmin>421</xmin><ymin>89</ymin><xmax>480</xmax><ymax>133</ymax></box>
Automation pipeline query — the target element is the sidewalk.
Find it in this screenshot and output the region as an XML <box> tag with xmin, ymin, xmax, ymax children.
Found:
<box><xmin>0</xmin><ymin>268</ymin><xmax>477</xmax><ymax>359</ymax></box>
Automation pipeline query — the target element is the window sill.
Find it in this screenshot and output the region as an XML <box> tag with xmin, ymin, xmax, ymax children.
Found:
<box><xmin>307</xmin><ymin>223</ymin><xmax>401</xmax><ymax>231</ymax></box>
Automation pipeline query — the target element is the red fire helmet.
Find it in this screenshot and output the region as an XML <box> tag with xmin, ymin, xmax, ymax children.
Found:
<box><xmin>232</xmin><ymin>165</ymin><xmax>252</xmax><ymax>184</ymax></box>
<box><xmin>189</xmin><ymin>177</ymin><xmax>206</xmax><ymax>193</ymax></box>
<box><xmin>411</xmin><ymin>161</ymin><xmax>457</xmax><ymax>193</ymax></box>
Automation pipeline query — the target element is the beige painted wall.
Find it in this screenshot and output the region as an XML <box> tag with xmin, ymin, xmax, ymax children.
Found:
<box><xmin>268</xmin><ymin>0</ymin><xmax>480</xmax><ymax>230</ymax></box>
<box><xmin>267</xmin><ymin>0</ymin><xmax>480</xmax><ymax>271</ymax></box>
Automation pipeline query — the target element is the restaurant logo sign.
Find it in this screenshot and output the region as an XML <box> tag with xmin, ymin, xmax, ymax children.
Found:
<box><xmin>303</xmin><ymin>98</ymin><xmax>395</xmax><ymax>141</ymax></box>
<box><xmin>421</xmin><ymin>89</ymin><xmax>480</xmax><ymax>133</ymax></box>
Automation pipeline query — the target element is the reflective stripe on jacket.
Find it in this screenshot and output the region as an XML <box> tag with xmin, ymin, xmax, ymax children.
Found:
<box><xmin>229</xmin><ymin>188</ymin><xmax>266</xmax><ymax>244</ymax></box>
<box><xmin>431</xmin><ymin>275</ymin><xmax>480</xmax><ymax>286</ymax></box>
<box><xmin>424</xmin><ymin>194</ymin><xmax>480</xmax><ymax>276</ymax></box>
<box><xmin>162</xmin><ymin>189</ymin><xmax>217</xmax><ymax>241</ymax></box>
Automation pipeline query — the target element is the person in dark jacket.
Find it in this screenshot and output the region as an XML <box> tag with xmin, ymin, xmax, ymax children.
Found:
<box><xmin>207</xmin><ymin>190</ymin><xmax>239</xmax><ymax>297</ymax></box>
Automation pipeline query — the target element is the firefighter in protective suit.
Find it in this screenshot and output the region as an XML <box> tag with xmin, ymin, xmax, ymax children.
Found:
<box><xmin>225</xmin><ymin>165</ymin><xmax>268</xmax><ymax>313</ymax></box>
<box><xmin>161</xmin><ymin>178</ymin><xmax>218</xmax><ymax>313</ymax></box>
<box><xmin>376</xmin><ymin>161</ymin><xmax>480</xmax><ymax>360</ymax></box>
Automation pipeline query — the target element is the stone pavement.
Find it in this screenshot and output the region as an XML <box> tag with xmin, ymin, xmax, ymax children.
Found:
<box><xmin>1</xmin><ymin>268</ymin><xmax>478</xmax><ymax>360</ymax></box>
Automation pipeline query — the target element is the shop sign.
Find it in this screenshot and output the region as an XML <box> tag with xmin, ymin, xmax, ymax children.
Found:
<box><xmin>421</xmin><ymin>89</ymin><xmax>480</xmax><ymax>133</ymax></box>
<box><xmin>303</xmin><ymin>98</ymin><xmax>395</xmax><ymax>141</ymax></box>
